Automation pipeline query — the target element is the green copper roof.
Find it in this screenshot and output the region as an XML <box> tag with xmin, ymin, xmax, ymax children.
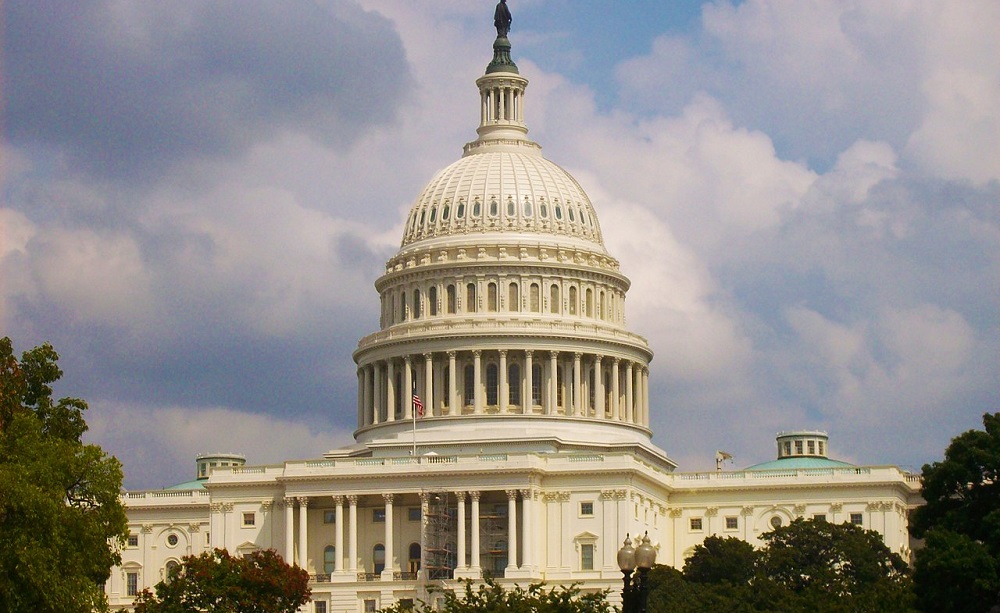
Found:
<box><xmin>745</xmin><ymin>456</ymin><xmax>855</xmax><ymax>471</ymax></box>
<box><xmin>163</xmin><ymin>479</ymin><xmax>206</xmax><ymax>490</ymax></box>
<box><xmin>486</xmin><ymin>36</ymin><xmax>518</xmax><ymax>74</ymax></box>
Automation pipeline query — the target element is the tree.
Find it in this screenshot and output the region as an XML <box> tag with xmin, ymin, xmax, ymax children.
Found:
<box><xmin>758</xmin><ymin>517</ymin><xmax>913</xmax><ymax>610</ymax></box>
<box><xmin>0</xmin><ymin>337</ymin><xmax>128</xmax><ymax>613</ymax></box>
<box><xmin>683</xmin><ymin>535</ymin><xmax>757</xmax><ymax>585</ymax></box>
<box><xmin>132</xmin><ymin>548</ymin><xmax>311</xmax><ymax>613</ymax></box>
<box><xmin>647</xmin><ymin>518</ymin><xmax>915</xmax><ymax>612</ymax></box>
<box><xmin>911</xmin><ymin>412</ymin><xmax>1000</xmax><ymax>612</ymax></box>
<box><xmin>378</xmin><ymin>576</ymin><xmax>612</xmax><ymax>613</ymax></box>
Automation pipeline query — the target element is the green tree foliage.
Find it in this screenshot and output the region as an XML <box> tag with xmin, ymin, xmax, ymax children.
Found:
<box><xmin>911</xmin><ymin>412</ymin><xmax>1000</xmax><ymax>612</ymax></box>
<box><xmin>647</xmin><ymin>518</ymin><xmax>914</xmax><ymax>613</ymax></box>
<box><xmin>0</xmin><ymin>337</ymin><xmax>128</xmax><ymax>613</ymax></box>
<box><xmin>683</xmin><ymin>535</ymin><xmax>757</xmax><ymax>585</ymax></box>
<box><xmin>132</xmin><ymin>548</ymin><xmax>311</xmax><ymax>613</ymax></box>
<box><xmin>378</xmin><ymin>576</ymin><xmax>612</xmax><ymax>613</ymax></box>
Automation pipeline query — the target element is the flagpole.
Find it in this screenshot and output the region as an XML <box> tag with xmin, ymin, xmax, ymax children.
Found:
<box><xmin>412</xmin><ymin>382</ymin><xmax>417</xmax><ymax>457</ymax></box>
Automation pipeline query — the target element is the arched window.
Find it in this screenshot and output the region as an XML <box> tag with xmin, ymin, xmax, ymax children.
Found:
<box><xmin>555</xmin><ymin>204</ymin><xmax>564</xmax><ymax>220</ymax></box>
<box><xmin>390</xmin><ymin>294</ymin><xmax>397</xmax><ymax>325</ymax></box>
<box><xmin>586</xmin><ymin>288</ymin><xmax>593</xmax><ymax>318</ymax></box>
<box><xmin>442</xmin><ymin>202</ymin><xmax>451</xmax><ymax>220</ymax></box>
<box><xmin>395</xmin><ymin>371</ymin><xmax>403</xmax><ymax>419</ymax></box>
<box><xmin>429</xmin><ymin>205</ymin><xmax>437</xmax><ymax>223</ymax></box>
<box><xmin>429</xmin><ymin>286</ymin><xmax>438</xmax><ymax>316</ymax></box>
<box><xmin>408</xmin><ymin>543</ymin><xmax>421</xmax><ymax>574</ymax></box>
<box><xmin>557</xmin><ymin>367</ymin><xmax>564</xmax><ymax>408</ymax></box>
<box><xmin>539</xmin><ymin>202</ymin><xmax>548</xmax><ymax>218</ymax></box>
<box><xmin>508</xmin><ymin>363</ymin><xmax>521</xmax><ymax>406</ymax></box>
<box><xmin>486</xmin><ymin>364</ymin><xmax>498</xmax><ymax>405</ymax></box>
<box><xmin>604</xmin><ymin>372</ymin><xmax>612</xmax><ymax>416</ymax></box>
<box><xmin>506</xmin><ymin>198</ymin><xmax>516</xmax><ymax>217</ymax></box>
<box><xmin>489</xmin><ymin>198</ymin><xmax>498</xmax><ymax>217</ymax></box>
<box><xmin>530</xmin><ymin>283</ymin><xmax>540</xmax><ymax>312</ymax></box>
<box><xmin>456</xmin><ymin>200</ymin><xmax>466</xmax><ymax>219</ymax></box>
<box><xmin>487</xmin><ymin>283</ymin><xmax>498</xmax><ymax>312</ymax></box>
<box><xmin>413</xmin><ymin>289</ymin><xmax>422</xmax><ymax>319</ymax></box>
<box><xmin>447</xmin><ymin>285</ymin><xmax>456</xmax><ymax>314</ymax></box>
<box><xmin>324</xmin><ymin>546</ymin><xmax>336</xmax><ymax>574</ymax></box>
<box><xmin>373</xmin><ymin>544</ymin><xmax>385</xmax><ymax>574</ymax></box>
<box><xmin>472</xmin><ymin>198</ymin><xmax>482</xmax><ymax>218</ymax></box>
<box><xmin>508</xmin><ymin>282</ymin><xmax>519</xmax><ymax>312</ymax></box>
<box><xmin>588</xmin><ymin>369</ymin><xmax>595</xmax><ymax>413</ymax></box>
<box><xmin>523</xmin><ymin>198</ymin><xmax>533</xmax><ymax>217</ymax></box>
<box><xmin>165</xmin><ymin>560</ymin><xmax>179</xmax><ymax>583</ymax></box>
<box><xmin>463</xmin><ymin>364</ymin><xmax>475</xmax><ymax>406</ymax></box>
<box><xmin>550</xmin><ymin>284</ymin><xmax>560</xmax><ymax>314</ymax></box>
<box><xmin>531</xmin><ymin>364</ymin><xmax>543</xmax><ymax>405</ymax></box>
<box><xmin>569</xmin><ymin>286</ymin><xmax>578</xmax><ymax>315</ymax></box>
<box><xmin>399</xmin><ymin>291</ymin><xmax>407</xmax><ymax>322</ymax></box>
<box><xmin>466</xmin><ymin>283</ymin><xmax>477</xmax><ymax>313</ymax></box>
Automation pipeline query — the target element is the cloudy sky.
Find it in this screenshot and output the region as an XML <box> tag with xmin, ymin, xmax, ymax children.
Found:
<box><xmin>2</xmin><ymin>0</ymin><xmax>998</xmax><ymax>489</ymax></box>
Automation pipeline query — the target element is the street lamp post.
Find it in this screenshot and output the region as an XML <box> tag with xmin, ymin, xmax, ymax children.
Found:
<box><xmin>617</xmin><ymin>532</ymin><xmax>655</xmax><ymax>613</ymax></box>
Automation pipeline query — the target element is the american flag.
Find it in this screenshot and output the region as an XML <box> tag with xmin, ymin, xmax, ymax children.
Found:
<box><xmin>412</xmin><ymin>394</ymin><xmax>424</xmax><ymax>417</ymax></box>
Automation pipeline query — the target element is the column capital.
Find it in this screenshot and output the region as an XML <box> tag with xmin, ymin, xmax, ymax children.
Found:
<box><xmin>423</xmin><ymin>352</ymin><xmax>433</xmax><ymax>360</ymax></box>
<box><xmin>404</xmin><ymin>354</ymin><xmax>412</xmax><ymax>366</ymax></box>
<box><xmin>574</xmin><ymin>352</ymin><xmax>582</xmax><ymax>360</ymax></box>
<box><xmin>498</xmin><ymin>349</ymin><xmax>508</xmax><ymax>358</ymax></box>
<box><xmin>346</xmin><ymin>494</ymin><xmax>358</xmax><ymax>505</ymax></box>
<box><xmin>447</xmin><ymin>350</ymin><xmax>456</xmax><ymax>358</ymax></box>
<box><xmin>519</xmin><ymin>488</ymin><xmax>532</xmax><ymax>499</ymax></box>
<box><xmin>455</xmin><ymin>491</ymin><xmax>467</xmax><ymax>502</ymax></box>
<box><xmin>283</xmin><ymin>496</ymin><xmax>296</xmax><ymax>505</ymax></box>
<box><xmin>297</xmin><ymin>496</ymin><xmax>309</xmax><ymax>507</ymax></box>
<box><xmin>332</xmin><ymin>495</ymin><xmax>344</xmax><ymax>505</ymax></box>
<box><xmin>612</xmin><ymin>357</ymin><xmax>620</xmax><ymax>365</ymax></box>
<box><xmin>524</xmin><ymin>349</ymin><xmax>533</xmax><ymax>358</ymax></box>
<box><xmin>382</xmin><ymin>493</ymin><xmax>394</xmax><ymax>504</ymax></box>
<box><xmin>594</xmin><ymin>355</ymin><xmax>603</xmax><ymax>364</ymax></box>
<box><xmin>261</xmin><ymin>500</ymin><xmax>273</xmax><ymax>511</ymax></box>
<box><xmin>419</xmin><ymin>492</ymin><xmax>431</xmax><ymax>504</ymax></box>
<box><xmin>549</xmin><ymin>351</ymin><xmax>558</xmax><ymax>359</ymax></box>
<box><xmin>472</xmin><ymin>349</ymin><xmax>482</xmax><ymax>358</ymax></box>
<box><xmin>469</xmin><ymin>491</ymin><xmax>481</xmax><ymax>502</ymax></box>
<box><xmin>505</xmin><ymin>489</ymin><xmax>519</xmax><ymax>500</ymax></box>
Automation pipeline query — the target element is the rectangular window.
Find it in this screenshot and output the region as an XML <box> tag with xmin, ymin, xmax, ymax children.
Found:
<box><xmin>206</xmin><ymin>532</ymin><xmax>211</xmax><ymax>546</ymax></box>
<box><xmin>408</xmin><ymin>508</ymin><xmax>422</xmax><ymax>522</ymax></box>
<box><xmin>364</xmin><ymin>599</ymin><xmax>377</xmax><ymax>612</ymax></box>
<box><xmin>126</xmin><ymin>572</ymin><xmax>139</xmax><ymax>597</ymax></box>
<box><xmin>814</xmin><ymin>514</ymin><xmax>827</xmax><ymax>522</ymax></box>
<box><xmin>398</xmin><ymin>598</ymin><xmax>414</xmax><ymax>610</ymax></box>
<box><xmin>314</xmin><ymin>602</ymin><xmax>327</xmax><ymax>613</ymax></box>
<box><xmin>690</xmin><ymin>517</ymin><xmax>703</xmax><ymax>531</ymax></box>
<box><xmin>795</xmin><ymin>440</ymin><xmax>803</xmax><ymax>454</ymax></box>
<box><xmin>783</xmin><ymin>441</ymin><xmax>792</xmax><ymax>456</ymax></box>
<box><xmin>818</xmin><ymin>441</ymin><xmax>825</xmax><ymax>455</ymax></box>
<box><xmin>725</xmin><ymin>516</ymin><xmax>738</xmax><ymax>530</ymax></box>
<box><xmin>580</xmin><ymin>543</ymin><xmax>594</xmax><ymax>570</ymax></box>
<box><xmin>850</xmin><ymin>513</ymin><xmax>863</xmax><ymax>525</ymax></box>
<box><xmin>323</xmin><ymin>510</ymin><xmax>337</xmax><ymax>524</ymax></box>
<box><xmin>807</xmin><ymin>440</ymin><xmax>815</xmax><ymax>455</ymax></box>
<box><xmin>127</xmin><ymin>533</ymin><xmax>139</xmax><ymax>547</ymax></box>
<box><xmin>579</xmin><ymin>501</ymin><xmax>594</xmax><ymax>517</ymax></box>
<box><xmin>373</xmin><ymin>509</ymin><xmax>386</xmax><ymax>523</ymax></box>
<box><xmin>242</xmin><ymin>512</ymin><xmax>255</xmax><ymax>527</ymax></box>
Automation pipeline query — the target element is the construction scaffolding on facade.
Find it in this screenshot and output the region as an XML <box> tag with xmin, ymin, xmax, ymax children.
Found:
<box><xmin>423</xmin><ymin>491</ymin><xmax>457</xmax><ymax>580</ymax></box>
<box><xmin>480</xmin><ymin>501</ymin><xmax>508</xmax><ymax>577</ymax></box>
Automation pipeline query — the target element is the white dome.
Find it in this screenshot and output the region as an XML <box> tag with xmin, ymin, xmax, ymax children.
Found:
<box><xmin>401</xmin><ymin>148</ymin><xmax>605</xmax><ymax>251</ymax></box>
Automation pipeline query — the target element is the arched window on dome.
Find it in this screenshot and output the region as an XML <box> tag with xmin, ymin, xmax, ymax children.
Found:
<box><xmin>523</xmin><ymin>197</ymin><xmax>533</xmax><ymax>218</ymax></box>
<box><xmin>568</xmin><ymin>207</ymin><xmax>575</xmax><ymax>222</ymax></box>
<box><xmin>487</xmin><ymin>283</ymin><xmax>498</xmax><ymax>312</ymax></box>
<box><xmin>324</xmin><ymin>546</ymin><xmax>336</xmax><ymax>574</ymax></box>
<box><xmin>508</xmin><ymin>282</ymin><xmax>519</xmax><ymax>312</ymax></box>
<box><xmin>604</xmin><ymin>372</ymin><xmax>612</xmax><ymax>417</ymax></box>
<box><xmin>489</xmin><ymin>198</ymin><xmax>498</xmax><ymax>217</ymax></box>
<box><xmin>508</xmin><ymin>363</ymin><xmax>521</xmax><ymax>406</ymax></box>
<box><xmin>586</xmin><ymin>288</ymin><xmax>594</xmax><ymax>318</ymax></box>
<box><xmin>418</xmin><ymin>209</ymin><xmax>426</xmax><ymax>230</ymax></box>
<box><xmin>530</xmin><ymin>283</ymin><xmax>540</xmax><ymax>312</ymax></box>
<box><xmin>550</xmin><ymin>284</ymin><xmax>560</xmax><ymax>314</ymax></box>
<box><xmin>557</xmin><ymin>367</ymin><xmax>564</xmax><ymax>411</ymax></box>
<box><xmin>539</xmin><ymin>201</ymin><xmax>548</xmax><ymax>219</ymax></box>
<box><xmin>429</xmin><ymin>286</ymin><xmax>438</xmax><ymax>316</ymax></box>
<box><xmin>506</xmin><ymin>198</ymin><xmax>516</xmax><ymax>217</ymax></box>
<box><xmin>588</xmin><ymin>368</ymin><xmax>595</xmax><ymax>415</ymax></box>
<box><xmin>442</xmin><ymin>202</ymin><xmax>451</xmax><ymax>221</ymax></box>
<box><xmin>554</xmin><ymin>203</ymin><xmax>564</xmax><ymax>220</ymax></box>
<box><xmin>568</xmin><ymin>286</ymin><xmax>578</xmax><ymax>315</ymax></box>
<box><xmin>531</xmin><ymin>364</ymin><xmax>542</xmax><ymax>406</ymax></box>
<box><xmin>472</xmin><ymin>198</ymin><xmax>482</xmax><ymax>219</ymax></box>
<box><xmin>447</xmin><ymin>285</ymin><xmax>456</xmax><ymax>314</ymax></box>
<box><xmin>456</xmin><ymin>199</ymin><xmax>466</xmax><ymax>219</ymax></box>
<box><xmin>429</xmin><ymin>205</ymin><xmax>437</xmax><ymax>224</ymax></box>
<box><xmin>486</xmin><ymin>363</ymin><xmax>498</xmax><ymax>406</ymax></box>
<box><xmin>413</xmin><ymin>289</ymin><xmax>422</xmax><ymax>319</ymax></box>
<box><xmin>463</xmin><ymin>364</ymin><xmax>475</xmax><ymax>407</ymax></box>
<box><xmin>466</xmin><ymin>283</ymin><xmax>477</xmax><ymax>313</ymax></box>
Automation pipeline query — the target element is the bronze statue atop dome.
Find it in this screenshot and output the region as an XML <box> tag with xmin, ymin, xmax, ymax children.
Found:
<box><xmin>494</xmin><ymin>0</ymin><xmax>512</xmax><ymax>38</ymax></box>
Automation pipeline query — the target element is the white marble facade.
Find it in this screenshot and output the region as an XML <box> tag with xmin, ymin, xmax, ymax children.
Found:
<box><xmin>109</xmin><ymin>30</ymin><xmax>921</xmax><ymax>613</ymax></box>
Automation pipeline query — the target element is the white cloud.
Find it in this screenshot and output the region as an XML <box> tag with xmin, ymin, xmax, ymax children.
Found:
<box><xmin>86</xmin><ymin>401</ymin><xmax>355</xmax><ymax>490</ymax></box>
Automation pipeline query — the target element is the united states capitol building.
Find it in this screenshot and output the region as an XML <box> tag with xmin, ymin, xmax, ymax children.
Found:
<box><xmin>108</xmin><ymin>20</ymin><xmax>922</xmax><ymax>613</ymax></box>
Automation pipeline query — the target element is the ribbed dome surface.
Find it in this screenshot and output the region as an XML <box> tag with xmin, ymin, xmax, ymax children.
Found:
<box><xmin>400</xmin><ymin>149</ymin><xmax>605</xmax><ymax>251</ymax></box>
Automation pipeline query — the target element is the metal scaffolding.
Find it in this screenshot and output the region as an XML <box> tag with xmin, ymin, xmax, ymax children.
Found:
<box><xmin>423</xmin><ymin>492</ymin><xmax>456</xmax><ymax>580</ymax></box>
<box><xmin>480</xmin><ymin>501</ymin><xmax>508</xmax><ymax>576</ymax></box>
